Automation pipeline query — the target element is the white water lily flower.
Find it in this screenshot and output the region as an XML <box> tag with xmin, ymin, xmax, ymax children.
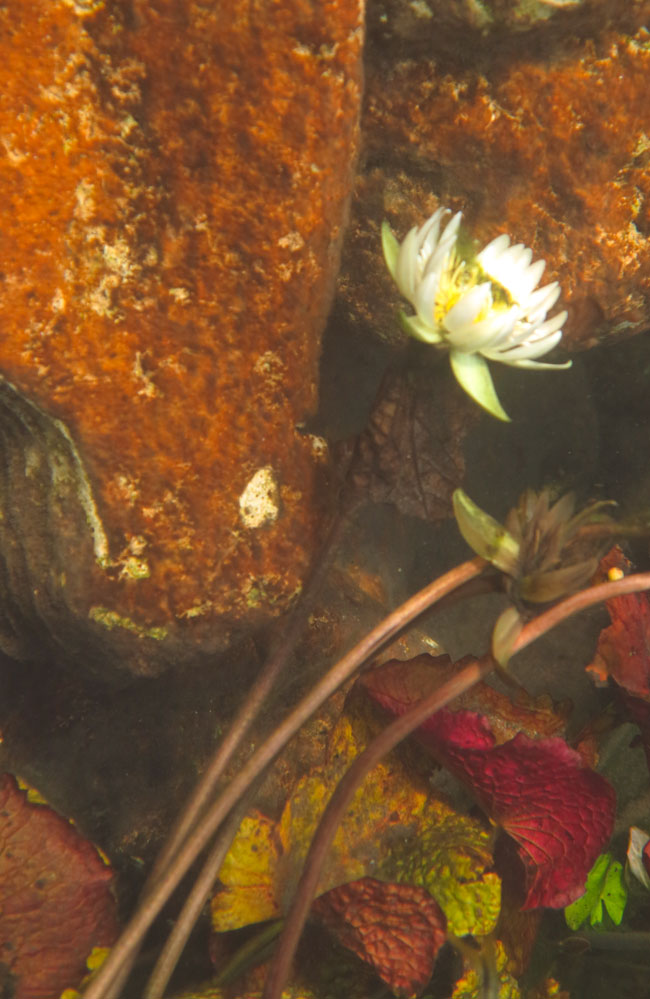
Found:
<box><xmin>382</xmin><ymin>208</ymin><xmax>571</xmax><ymax>421</ymax></box>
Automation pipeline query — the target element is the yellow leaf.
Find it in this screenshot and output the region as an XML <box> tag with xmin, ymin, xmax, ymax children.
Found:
<box><xmin>211</xmin><ymin>813</ymin><xmax>281</xmax><ymax>931</ymax></box>
<box><xmin>212</xmin><ymin>701</ymin><xmax>502</xmax><ymax>937</ymax></box>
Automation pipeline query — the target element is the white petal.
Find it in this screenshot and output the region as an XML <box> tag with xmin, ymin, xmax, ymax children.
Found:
<box><xmin>417</xmin><ymin>209</ymin><xmax>447</xmax><ymax>260</ymax></box>
<box><xmin>515</xmin><ymin>257</ymin><xmax>546</xmax><ymax>300</ymax></box>
<box><xmin>506</xmin><ymin>330</ymin><xmax>563</xmax><ymax>360</ymax></box>
<box><xmin>443</xmin><ymin>282</ymin><xmax>493</xmax><ymax>334</ymax></box>
<box><xmin>413</xmin><ymin>268</ymin><xmax>442</xmax><ymax>324</ymax></box>
<box><xmin>524</xmin><ymin>282</ymin><xmax>561</xmax><ymax>322</ymax></box>
<box><xmin>477</xmin><ymin>233</ymin><xmax>510</xmax><ymax>271</ymax></box>
<box><xmin>437</xmin><ymin>211</ymin><xmax>463</xmax><ymax>259</ymax></box>
<box><xmin>488</xmin><ymin>329</ymin><xmax>564</xmax><ymax>363</ymax></box>
<box><xmin>529</xmin><ymin>309</ymin><xmax>568</xmax><ymax>338</ymax></box>
<box><xmin>510</xmin><ymin>357</ymin><xmax>573</xmax><ymax>370</ymax></box>
<box><xmin>446</xmin><ymin>307</ymin><xmax>518</xmax><ymax>353</ymax></box>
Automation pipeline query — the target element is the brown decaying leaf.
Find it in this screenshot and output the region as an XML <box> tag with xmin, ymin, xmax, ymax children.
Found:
<box><xmin>362</xmin><ymin>656</ymin><xmax>616</xmax><ymax>909</ymax></box>
<box><xmin>344</xmin><ymin>367</ymin><xmax>478</xmax><ymax>521</ymax></box>
<box><xmin>312</xmin><ymin>877</ymin><xmax>446</xmax><ymax>998</ymax></box>
<box><xmin>0</xmin><ymin>773</ymin><xmax>118</xmax><ymax>999</ymax></box>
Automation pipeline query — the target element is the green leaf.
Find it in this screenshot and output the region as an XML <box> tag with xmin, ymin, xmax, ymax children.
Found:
<box><xmin>452</xmin><ymin>489</ymin><xmax>520</xmax><ymax>574</ymax></box>
<box><xmin>448</xmin><ymin>350</ymin><xmax>510</xmax><ymax>422</ymax></box>
<box><xmin>381</xmin><ymin>220</ymin><xmax>400</xmax><ymax>280</ymax></box>
<box><xmin>565</xmin><ymin>853</ymin><xmax>627</xmax><ymax>930</ymax></box>
<box><xmin>601</xmin><ymin>860</ymin><xmax>627</xmax><ymax>925</ymax></box>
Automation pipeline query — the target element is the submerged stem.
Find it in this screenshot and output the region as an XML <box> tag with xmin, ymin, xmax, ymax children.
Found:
<box><xmin>511</xmin><ymin>572</ymin><xmax>650</xmax><ymax>655</ymax></box>
<box><xmin>143</xmin><ymin>801</ymin><xmax>251</xmax><ymax>999</ymax></box>
<box><xmin>263</xmin><ymin>570</ymin><xmax>650</xmax><ymax>999</ymax></box>
<box><xmin>262</xmin><ymin>654</ymin><xmax>495</xmax><ymax>999</ymax></box>
<box><xmin>149</xmin><ymin>508</ymin><xmax>351</xmax><ymax>892</ymax></box>
<box><xmin>83</xmin><ymin>556</ymin><xmax>487</xmax><ymax>999</ymax></box>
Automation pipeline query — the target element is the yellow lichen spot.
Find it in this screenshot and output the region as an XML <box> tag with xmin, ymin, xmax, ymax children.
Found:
<box><xmin>239</xmin><ymin>467</ymin><xmax>280</xmax><ymax>529</ymax></box>
<box><xmin>88</xmin><ymin>607</ymin><xmax>168</xmax><ymax>640</ymax></box>
<box><xmin>85</xmin><ymin>947</ymin><xmax>111</xmax><ymax>972</ymax></box>
<box><xmin>16</xmin><ymin>777</ymin><xmax>48</xmax><ymax>806</ymax></box>
<box><xmin>119</xmin><ymin>556</ymin><xmax>150</xmax><ymax>580</ymax></box>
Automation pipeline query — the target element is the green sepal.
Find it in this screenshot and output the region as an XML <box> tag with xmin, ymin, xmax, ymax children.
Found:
<box><xmin>453</xmin><ymin>489</ymin><xmax>520</xmax><ymax>574</ymax></box>
<box><xmin>449</xmin><ymin>350</ymin><xmax>510</xmax><ymax>422</ymax></box>
<box><xmin>381</xmin><ymin>220</ymin><xmax>400</xmax><ymax>280</ymax></box>
<box><xmin>398</xmin><ymin>310</ymin><xmax>443</xmax><ymax>345</ymax></box>
<box><xmin>491</xmin><ymin>606</ymin><xmax>525</xmax><ymax>669</ymax></box>
<box><xmin>565</xmin><ymin>853</ymin><xmax>628</xmax><ymax>930</ymax></box>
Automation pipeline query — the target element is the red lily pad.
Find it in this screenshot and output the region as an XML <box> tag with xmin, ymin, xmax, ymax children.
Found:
<box><xmin>312</xmin><ymin>877</ymin><xmax>446</xmax><ymax>997</ymax></box>
<box><xmin>362</xmin><ymin>657</ymin><xmax>616</xmax><ymax>909</ymax></box>
<box><xmin>0</xmin><ymin>773</ymin><xmax>119</xmax><ymax>999</ymax></box>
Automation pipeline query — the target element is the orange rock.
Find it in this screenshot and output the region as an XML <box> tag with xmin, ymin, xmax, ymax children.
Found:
<box><xmin>0</xmin><ymin>1</ymin><xmax>363</xmax><ymax>676</ymax></box>
<box><xmin>342</xmin><ymin>16</ymin><xmax>650</xmax><ymax>352</ymax></box>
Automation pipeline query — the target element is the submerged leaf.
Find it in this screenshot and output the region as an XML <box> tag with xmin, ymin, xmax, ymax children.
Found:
<box><xmin>211</xmin><ymin>813</ymin><xmax>280</xmax><ymax>928</ymax></box>
<box><xmin>587</xmin><ymin>548</ymin><xmax>650</xmax><ymax>702</ymax></box>
<box><xmin>345</xmin><ymin>368</ymin><xmax>477</xmax><ymax>522</ymax></box>
<box><xmin>450</xmin><ymin>940</ymin><xmax>519</xmax><ymax>999</ymax></box>
<box><xmin>212</xmin><ymin>697</ymin><xmax>500</xmax><ymax>940</ymax></box>
<box><xmin>564</xmin><ymin>853</ymin><xmax>627</xmax><ymax>929</ymax></box>
<box><xmin>0</xmin><ymin>773</ymin><xmax>118</xmax><ymax>999</ymax></box>
<box><xmin>453</xmin><ymin>489</ymin><xmax>520</xmax><ymax>574</ymax></box>
<box><xmin>312</xmin><ymin>877</ymin><xmax>446</xmax><ymax>997</ymax></box>
<box><xmin>363</xmin><ymin>657</ymin><xmax>616</xmax><ymax>909</ymax></box>
<box><xmin>626</xmin><ymin>826</ymin><xmax>650</xmax><ymax>890</ymax></box>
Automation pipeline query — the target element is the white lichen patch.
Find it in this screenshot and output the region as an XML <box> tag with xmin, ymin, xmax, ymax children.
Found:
<box><xmin>254</xmin><ymin>350</ymin><xmax>285</xmax><ymax>385</ymax></box>
<box><xmin>181</xmin><ymin>600</ymin><xmax>214</xmax><ymax>620</ymax></box>
<box><xmin>132</xmin><ymin>352</ymin><xmax>160</xmax><ymax>399</ymax></box>
<box><xmin>51</xmin><ymin>289</ymin><xmax>66</xmax><ymax>313</ymax></box>
<box><xmin>103</xmin><ymin>238</ymin><xmax>135</xmax><ymax>281</ymax></box>
<box><xmin>409</xmin><ymin>0</ymin><xmax>433</xmax><ymax>17</ymax></box>
<box><xmin>307</xmin><ymin>434</ymin><xmax>329</xmax><ymax>462</ymax></box>
<box><xmin>115</xmin><ymin>535</ymin><xmax>150</xmax><ymax>580</ymax></box>
<box><xmin>61</xmin><ymin>0</ymin><xmax>106</xmax><ymax>14</ymax></box>
<box><xmin>239</xmin><ymin>467</ymin><xmax>280</xmax><ymax>529</ymax></box>
<box><xmin>278</xmin><ymin>231</ymin><xmax>305</xmax><ymax>252</ymax></box>
<box><xmin>74</xmin><ymin>179</ymin><xmax>96</xmax><ymax>222</ymax></box>
<box><xmin>114</xmin><ymin>474</ymin><xmax>140</xmax><ymax>506</ymax></box>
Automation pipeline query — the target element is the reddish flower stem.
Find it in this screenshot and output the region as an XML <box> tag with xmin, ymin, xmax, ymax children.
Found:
<box><xmin>263</xmin><ymin>570</ymin><xmax>650</xmax><ymax>999</ymax></box>
<box><xmin>511</xmin><ymin>572</ymin><xmax>650</xmax><ymax>655</ymax></box>
<box><xmin>82</xmin><ymin>556</ymin><xmax>486</xmax><ymax>999</ymax></box>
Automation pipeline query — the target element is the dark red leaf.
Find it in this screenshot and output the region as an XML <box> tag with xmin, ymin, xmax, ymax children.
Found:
<box><xmin>0</xmin><ymin>773</ymin><xmax>119</xmax><ymax>999</ymax></box>
<box><xmin>587</xmin><ymin>547</ymin><xmax>650</xmax><ymax>701</ymax></box>
<box><xmin>312</xmin><ymin>877</ymin><xmax>446</xmax><ymax>997</ymax></box>
<box><xmin>362</xmin><ymin>658</ymin><xmax>616</xmax><ymax>910</ymax></box>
